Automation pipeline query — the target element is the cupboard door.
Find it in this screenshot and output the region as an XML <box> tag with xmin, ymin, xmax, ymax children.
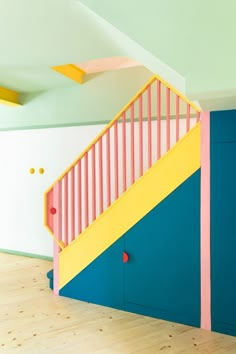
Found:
<box><xmin>60</xmin><ymin>237</ymin><xmax>125</xmax><ymax>309</ymax></box>
<box><xmin>211</xmin><ymin>143</ymin><xmax>236</xmax><ymax>336</ymax></box>
<box><xmin>123</xmin><ymin>171</ymin><xmax>200</xmax><ymax>327</ymax></box>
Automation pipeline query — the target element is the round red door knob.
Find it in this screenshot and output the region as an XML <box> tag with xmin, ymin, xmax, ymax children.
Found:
<box><xmin>123</xmin><ymin>252</ymin><xmax>129</xmax><ymax>263</ymax></box>
<box><xmin>50</xmin><ymin>207</ymin><xmax>57</xmax><ymax>215</ymax></box>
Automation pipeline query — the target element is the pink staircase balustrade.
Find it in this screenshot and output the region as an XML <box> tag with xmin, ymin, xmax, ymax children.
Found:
<box><xmin>45</xmin><ymin>76</ymin><xmax>201</xmax><ymax>249</ymax></box>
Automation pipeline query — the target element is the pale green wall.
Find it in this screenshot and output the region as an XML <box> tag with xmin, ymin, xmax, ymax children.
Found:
<box><xmin>0</xmin><ymin>66</ymin><xmax>153</xmax><ymax>130</ymax></box>
<box><xmin>80</xmin><ymin>0</ymin><xmax>236</xmax><ymax>104</ymax></box>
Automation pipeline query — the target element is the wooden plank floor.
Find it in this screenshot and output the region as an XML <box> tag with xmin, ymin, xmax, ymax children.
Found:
<box><xmin>1</xmin><ymin>252</ymin><xmax>236</xmax><ymax>353</ymax></box>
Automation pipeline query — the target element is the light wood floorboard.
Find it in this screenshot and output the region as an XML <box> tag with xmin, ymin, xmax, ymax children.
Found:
<box><xmin>1</xmin><ymin>252</ymin><xmax>236</xmax><ymax>353</ymax></box>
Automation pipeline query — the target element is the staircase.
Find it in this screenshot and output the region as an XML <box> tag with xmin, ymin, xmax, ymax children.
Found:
<box><xmin>44</xmin><ymin>73</ymin><xmax>201</xmax><ymax>304</ymax></box>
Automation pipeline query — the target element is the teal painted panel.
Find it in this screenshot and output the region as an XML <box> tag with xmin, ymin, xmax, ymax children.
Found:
<box><xmin>47</xmin><ymin>269</ymin><xmax>53</xmax><ymax>290</ymax></box>
<box><xmin>59</xmin><ymin>237</ymin><xmax>125</xmax><ymax>310</ymax></box>
<box><xmin>123</xmin><ymin>170</ymin><xmax>200</xmax><ymax>327</ymax></box>
<box><xmin>211</xmin><ymin>110</ymin><xmax>236</xmax><ymax>143</ymax></box>
<box><xmin>58</xmin><ymin>171</ymin><xmax>200</xmax><ymax>328</ymax></box>
<box><xmin>211</xmin><ymin>141</ymin><xmax>236</xmax><ymax>336</ymax></box>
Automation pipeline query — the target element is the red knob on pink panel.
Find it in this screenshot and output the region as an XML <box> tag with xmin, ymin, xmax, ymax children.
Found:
<box><xmin>50</xmin><ymin>207</ymin><xmax>57</xmax><ymax>215</ymax></box>
<box><xmin>123</xmin><ymin>252</ymin><xmax>129</xmax><ymax>263</ymax></box>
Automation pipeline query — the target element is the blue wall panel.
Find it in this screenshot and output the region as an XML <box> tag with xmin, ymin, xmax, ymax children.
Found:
<box><xmin>124</xmin><ymin>170</ymin><xmax>200</xmax><ymax>327</ymax></box>
<box><xmin>211</xmin><ymin>109</ymin><xmax>236</xmax><ymax>336</ymax></box>
<box><xmin>59</xmin><ymin>171</ymin><xmax>200</xmax><ymax>327</ymax></box>
<box><xmin>60</xmin><ymin>237</ymin><xmax>125</xmax><ymax>310</ymax></box>
<box><xmin>211</xmin><ymin>109</ymin><xmax>236</xmax><ymax>143</ymax></box>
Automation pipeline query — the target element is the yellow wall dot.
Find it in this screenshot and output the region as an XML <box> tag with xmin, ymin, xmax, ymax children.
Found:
<box><xmin>29</xmin><ymin>168</ymin><xmax>35</xmax><ymax>174</ymax></box>
<box><xmin>39</xmin><ymin>168</ymin><xmax>45</xmax><ymax>174</ymax></box>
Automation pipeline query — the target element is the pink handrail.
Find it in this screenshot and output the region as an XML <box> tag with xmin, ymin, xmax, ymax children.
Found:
<box><xmin>70</xmin><ymin>167</ymin><xmax>75</xmax><ymax>242</ymax></box>
<box><xmin>45</xmin><ymin>76</ymin><xmax>201</xmax><ymax>249</ymax></box>
<box><xmin>99</xmin><ymin>137</ymin><xmax>103</xmax><ymax>215</ymax></box>
<box><xmin>130</xmin><ymin>103</ymin><xmax>135</xmax><ymax>184</ymax></box>
<box><xmin>176</xmin><ymin>95</ymin><xmax>180</xmax><ymax>143</ymax></box>
<box><xmin>106</xmin><ymin>130</ymin><xmax>111</xmax><ymax>208</ymax></box>
<box><xmin>147</xmin><ymin>85</ymin><xmax>152</xmax><ymax>168</ymax></box>
<box><xmin>166</xmin><ymin>87</ymin><xmax>170</xmax><ymax>152</ymax></box>
<box><xmin>84</xmin><ymin>152</ymin><xmax>89</xmax><ymax>228</ymax></box>
<box><xmin>114</xmin><ymin>121</ymin><xmax>119</xmax><ymax>200</ymax></box>
<box><xmin>63</xmin><ymin>174</ymin><xmax>68</xmax><ymax>246</ymax></box>
<box><xmin>157</xmin><ymin>80</ymin><xmax>161</xmax><ymax>159</ymax></box>
<box><xmin>91</xmin><ymin>146</ymin><xmax>96</xmax><ymax>222</ymax></box>
<box><xmin>139</xmin><ymin>94</ymin><xmax>143</xmax><ymax>177</ymax></box>
<box><xmin>122</xmin><ymin>112</ymin><xmax>127</xmax><ymax>193</ymax></box>
<box><xmin>77</xmin><ymin>160</ymin><xmax>82</xmax><ymax>234</ymax></box>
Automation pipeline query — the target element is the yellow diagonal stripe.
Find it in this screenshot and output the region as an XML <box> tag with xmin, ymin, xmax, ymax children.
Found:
<box><xmin>59</xmin><ymin>123</ymin><xmax>201</xmax><ymax>289</ymax></box>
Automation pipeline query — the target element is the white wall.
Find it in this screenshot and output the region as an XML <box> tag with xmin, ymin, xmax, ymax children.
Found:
<box><xmin>0</xmin><ymin>118</ymin><xmax>196</xmax><ymax>257</ymax></box>
<box><xmin>0</xmin><ymin>125</ymin><xmax>104</xmax><ymax>257</ymax></box>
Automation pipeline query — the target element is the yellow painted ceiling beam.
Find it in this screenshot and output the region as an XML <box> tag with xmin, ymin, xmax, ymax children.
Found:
<box><xmin>0</xmin><ymin>87</ymin><xmax>21</xmax><ymax>106</ymax></box>
<box><xmin>52</xmin><ymin>64</ymin><xmax>86</xmax><ymax>84</ymax></box>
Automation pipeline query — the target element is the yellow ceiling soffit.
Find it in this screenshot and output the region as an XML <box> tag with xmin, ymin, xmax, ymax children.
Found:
<box><xmin>0</xmin><ymin>87</ymin><xmax>21</xmax><ymax>106</ymax></box>
<box><xmin>52</xmin><ymin>64</ymin><xmax>86</xmax><ymax>84</ymax></box>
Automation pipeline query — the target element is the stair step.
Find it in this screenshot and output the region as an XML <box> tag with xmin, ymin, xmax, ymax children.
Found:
<box><xmin>46</xmin><ymin>269</ymin><xmax>54</xmax><ymax>290</ymax></box>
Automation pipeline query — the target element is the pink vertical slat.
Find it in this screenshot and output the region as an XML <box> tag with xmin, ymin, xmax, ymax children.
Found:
<box><xmin>52</xmin><ymin>185</ymin><xmax>58</xmax><ymax>296</ymax></box>
<box><xmin>53</xmin><ymin>181</ymin><xmax>62</xmax><ymax>295</ymax></box>
<box><xmin>201</xmin><ymin>111</ymin><xmax>211</xmax><ymax>331</ymax></box>
<box><xmin>122</xmin><ymin>112</ymin><xmax>127</xmax><ymax>192</ymax></box>
<box><xmin>147</xmin><ymin>85</ymin><xmax>152</xmax><ymax>168</ymax></box>
<box><xmin>176</xmin><ymin>95</ymin><xmax>180</xmax><ymax>143</ymax></box>
<box><xmin>166</xmin><ymin>87</ymin><xmax>170</xmax><ymax>151</ymax></box>
<box><xmin>196</xmin><ymin>111</ymin><xmax>200</xmax><ymax>123</ymax></box>
<box><xmin>53</xmin><ymin>241</ymin><xmax>59</xmax><ymax>296</ymax></box>
<box><xmin>92</xmin><ymin>145</ymin><xmax>96</xmax><ymax>221</ymax></box>
<box><xmin>187</xmin><ymin>103</ymin><xmax>190</xmax><ymax>132</ymax></box>
<box><xmin>56</xmin><ymin>181</ymin><xmax>62</xmax><ymax>241</ymax></box>
<box><xmin>84</xmin><ymin>152</ymin><xmax>89</xmax><ymax>228</ymax></box>
<box><xmin>157</xmin><ymin>80</ymin><xmax>161</xmax><ymax>159</ymax></box>
<box><xmin>52</xmin><ymin>181</ymin><xmax>62</xmax><ymax>242</ymax></box>
<box><xmin>139</xmin><ymin>94</ymin><xmax>143</xmax><ymax>176</ymax></box>
<box><xmin>99</xmin><ymin>137</ymin><xmax>103</xmax><ymax>214</ymax></box>
<box><xmin>114</xmin><ymin>121</ymin><xmax>119</xmax><ymax>200</ymax></box>
<box><xmin>46</xmin><ymin>189</ymin><xmax>54</xmax><ymax>232</ymax></box>
<box><xmin>77</xmin><ymin>160</ymin><xmax>82</xmax><ymax>234</ymax></box>
<box><xmin>106</xmin><ymin>130</ymin><xmax>111</xmax><ymax>207</ymax></box>
<box><xmin>63</xmin><ymin>174</ymin><xmax>68</xmax><ymax>246</ymax></box>
<box><xmin>70</xmin><ymin>167</ymin><xmax>75</xmax><ymax>241</ymax></box>
<box><xmin>130</xmin><ymin>103</ymin><xmax>135</xmax><ymax>184</ymax></box>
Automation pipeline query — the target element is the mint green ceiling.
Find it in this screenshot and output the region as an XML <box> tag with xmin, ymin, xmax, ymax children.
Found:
<box><xmin>0</xmin><ymin>0</ymin><xmax>183</xmax><ymax>93</ymax></box>
<box><xmin>0</xmin><ymin>66</ymin><xmax>153</xmax><ymax>130</ymax></box>
<box><xmin>0</xmin><ymin>0</ymin><xmax>125</xmax><ymax>92</ymax></box>
<box><xmin>80</xmin><ymin>0</ymin><xmax>236</xmax><ymax>106</ymax></box>
<box><xmin>0</xmin><ymin>0</ymin><xmax>236</xmax><ymax>130</ymax></box>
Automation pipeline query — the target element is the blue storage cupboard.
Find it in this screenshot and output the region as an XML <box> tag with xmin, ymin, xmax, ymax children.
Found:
<box><xmin>211</xmin><ymin>110</ymin><xmax>236</xmax><ymax>336</ymax></box>
<box><xmin>60</xmin><ymin>171</ymin><xmax>201</xmax><ymax>328</ymax></box>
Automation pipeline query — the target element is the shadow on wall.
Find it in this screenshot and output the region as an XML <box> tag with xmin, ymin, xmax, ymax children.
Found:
<box><xmin>20</xmin><ymin>91</ymin><xmax>46</xmax><ymax>105</ymax></box>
